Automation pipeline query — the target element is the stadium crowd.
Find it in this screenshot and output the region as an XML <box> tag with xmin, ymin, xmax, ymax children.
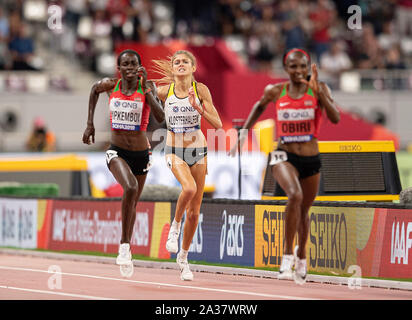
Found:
<box><xmin>0</xmin><ymin>0</ymin><xmax>411</xmax><ymax>78</ymax></box>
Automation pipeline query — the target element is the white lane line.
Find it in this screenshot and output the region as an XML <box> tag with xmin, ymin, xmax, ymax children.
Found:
<box><xmin>0</xmin><ymin>265</ymin><xmax>319</xmax><ymax>300</ymax></box>
<box><xmin>0</xmin><ymin>285</ymin><xmax>115</xmax><ymax>300</ymax></box>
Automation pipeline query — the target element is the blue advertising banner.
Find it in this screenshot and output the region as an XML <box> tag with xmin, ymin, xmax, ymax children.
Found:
<box><xmin>172</xmin><ymin>202</ymin><xmax>255</xmax><ymax>266</ymax></box>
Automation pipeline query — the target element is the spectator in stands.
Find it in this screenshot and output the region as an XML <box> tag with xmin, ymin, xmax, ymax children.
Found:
<box><xmin>363</xmin><ymin>0</ymin><xmax>396</xmax><ymax>35</ymax></box>
<box><xmin>173</xmin><ymin>0</ymin><xmax>218</xmax><ymax>37</ymax></box>
<box><xmin>249</xmin><ymin>4</ymin><xmax>281</xmax><ymax>72</ymax></box>
<box><xmin>92</xmin><ymin>9</ymin><xmax>112</xmax><ymax>39</ymax></box>
<box><xmin>26</xmin><ymin>117</ymin><xmax>56</xmax><ymax>152</ymax></box>
<box><xmin>217</xmin><ymin>0</ymin><xmax>238</xmax><ymax>36</ymax></box>
<box><xmin>385</xmin><ymin>45</ymin><xmax>406</xmax><ymax>69</ymax></box>
<box><xmin>278</xmin><ymin>0</ymin><xmax>306</xmax><ymax>51</ymax></box>
<box><xmin>354</xmin><ymin>23</ymin><xmax>384</xmax><ymax>69</ymax></box>
<box><xmin>8</xmin><ymin>23</ymin><xmax>39</xmax><ymax>71</ymax></box>
<box><xmin>64</xmin><ymin>0</ymin><xmax>88</xmax><ymax>30</ymax></box>
<box><xmin>320</xmin><ymin>39</ymin><xmax>352</xmax><ymax>89</ymax></box>
<box><xmin>0</xmin><ymin>6</ymin><xmax>9</xmax><ymax>40</ymax></box>
<box><xmin>129</xmin><ymin>0</ymin><xmax>154</xmax><ymax>43</ymax></box>
<box><xmin>378</xmin><ymin>20</ymin><xmax>400</xmax><ymax>51</ymax></box>
<box><xmin>0</xmin><ymin>6</ymin><xmax>11</xmax><ymax>70</ymax></box>
<box><xmin>384</xmin><ymin>45</ymin><xmax>407</xmax><ymax>89</ymax></box>
<box><xmin>7</xmin><ymin>9</ymin><xmax>21</xmax><ymax>38</ymax></box>
<box><xmin>106</xmin><ymin>0</ymin><xmax>132</xmax><ymax>49</ymax></box>
<box><xmin>396</xmin><ymin>0</ymin><xmax>412</xmax><ymax>36</ymax></box>
<box><xmin>0</xmin><ymin>43</ymin><xmax>11</xmax><ymax>70</ymax></box>
<box><xmin>309</xmin><ymin>0</ymin><xmax>336</xmax><ymax>61</ymax></box>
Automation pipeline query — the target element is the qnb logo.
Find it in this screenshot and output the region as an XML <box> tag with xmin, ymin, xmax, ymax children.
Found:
<box><xmin>114</xmin><ymin>100</ymin><xmax>121</xmax><ymax>108</ymax></box>
<box><xmin>219</xmin><ymin>210</ymin><xmax>244</xmax><ymax>260</ymax></box>
<box><xmin>172</xmin><ymin>106</ymin><xmax>179</xmax><ymax>113</ymax></box>
<box><xmin>278</xmin><ymin>109</ymin><xmax>314</xmax><ymax>121</ymax></box>
<box><xmin>180</xmin><ymin>106</ymin><xmax>196</xmax><ymax>112</ymax></box>
<box><xmin>120</xmin><ymin>101</ymin><xmax>140</xmax><ymax>109</ymax></box>
<box><xmin>390</xmin><ymin>221</ymin><xmax>412</xmax><ymax>265</ymax></box>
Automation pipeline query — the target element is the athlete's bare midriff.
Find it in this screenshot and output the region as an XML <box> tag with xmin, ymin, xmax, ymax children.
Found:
<box><xmin>111</xmin><ymin>130</ymin><xmax>148</xmax><ymax>150</ymax></box>
<box><xmin>277</xmin><ymin>138</ymin><xmax>320</xmax><ymax>156</ymax></box>
<box><xmin>166</xmin><ymin>129</ymin><xmax>207</xmax><ymax>148</ymax></box>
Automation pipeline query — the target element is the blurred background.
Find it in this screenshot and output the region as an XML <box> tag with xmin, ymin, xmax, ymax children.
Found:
<box><xmin>0</xmin><ymin>0</ymin><xmax>412</xmax><ymax>198</ymax></box>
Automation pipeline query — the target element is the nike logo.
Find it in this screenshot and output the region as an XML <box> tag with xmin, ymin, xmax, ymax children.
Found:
<box><xmin>106</xmin><ymin>150</ymin><xmax>118</xmax><ymax>164</ymax></box>
<box><xmin>169</xmin><ymin>102</ymin><xmax>176</xmax><ymax>105</ymax></box>
<box><xmin>198</xmin><ymin>152</ymin><xmax>207</xmax><ymax>156</ymax></box>
<box><xmin>279</xmin><ymin>102</ymin><xmax>290</xmax><ymax>107</ymax></box>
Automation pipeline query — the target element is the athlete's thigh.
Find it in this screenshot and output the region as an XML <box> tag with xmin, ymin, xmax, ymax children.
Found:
<box><xmin>166</xmin><ymin>153</ymin><xmax>196</xmax><ymax>189</ymax></box>
<box><xmin>271</xmin><ymin>161</ymin><xmax>301</xmax><ymax>196</ymax></box>
<box><xmin>299</xmin><ymin>173</ymin><xmax>320</xmax><ymax>209</ymax></box>
<box><xmin>109</xmin><ymin>157</ymin><xmax>137</xmax><ymax>188</ymax></box>
<box><xmin>134</xmin><ymin>173</ymin><xmax>148</xmax><ymax>193</ymax></box>
<box><xmin>189</xmin><ymin>156</ymin><xmax>207</xmax><ymax>198</ymax></box>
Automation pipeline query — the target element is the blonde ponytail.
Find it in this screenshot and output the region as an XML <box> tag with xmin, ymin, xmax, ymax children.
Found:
<box><xmin>151</xmin><ymin>56</ymin><xmax>175</xmax><ymax>86</ymax></box>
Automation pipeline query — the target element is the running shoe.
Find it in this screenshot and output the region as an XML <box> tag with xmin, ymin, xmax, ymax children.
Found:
<box><xmin>176</xmin><ymin>253</ymin><xmax>193</xmax><ymax>281</ymax></box>
<box><xmin>166</xmin><ymin>224</ymin><xmax>180</xmax><ymax>253</ymax></box>
<box><xmin>293</xmin><ymin>245</ymin><xmax>307</xmax><ymax>285</ymax></box>
<box><xmin>116</xmin><ymin>243</ymin><xmax>132</xmax><ymax>265</ymax></box>
<box><xmin>120</xmin><ymin>263</ymin><xmax>134</xmax><ymax>278</ymax></box>
<box><xmin>278</xmin><ymin>254</ymin><xmax>294</xmax><ymax>280</ymax></box>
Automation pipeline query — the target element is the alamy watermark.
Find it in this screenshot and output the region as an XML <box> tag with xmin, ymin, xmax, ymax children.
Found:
<box><xmin>47</xmin><ymin>265</ymin><xmax>62</xmax><ymax>290</ymax></box>
<box><xmin>47</xmin><ymin>5</ymin><xmax>62</xmax><ymax>31</ymax></box>
<box><xmin>347</xmin><ymin>5</ymin><xmax>362</xmax><ymax>30</ymax></box>
<box><xmin>347</xmin><ymin>265</ymin><xmax>362</xmax><ymax>289</ymax></box>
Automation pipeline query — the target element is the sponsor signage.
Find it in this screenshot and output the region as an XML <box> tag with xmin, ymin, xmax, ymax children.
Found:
<box><xmin>380</xmin><ymin>209</ymin><xmax>412</xmax><ymax>278</ymax></box>
<box><xmin>0</xmin><ymin>198</ymin><xmax>38</xmax><ymax>248</ymax></box>
<box><xmin>307</xmin><ymin>207</ymin><xmax>357</xmax><ymax>273</ymax></box>
<box><xmin>171</xmin><ymin>202</ymin><xmax>255</xmax><ymax>266</ymax></box>
<box><xmin>49</xmin><ymin>200</ymin><xmax>154</xmax><ymax>255</ymax></box>
<box><xmin>255</xmin><ymin>205</ymin><xmax>357</xmax><ymax>274</ymax></box>
<box><xmin>149</xmin><ymin>202</ymin><xmax>172</xmax><ymax>259</ymax></box>
<box><xmin>255</xmin><ymin>205</ymin><xmax>286</xmax><ymax>267</ymax></box>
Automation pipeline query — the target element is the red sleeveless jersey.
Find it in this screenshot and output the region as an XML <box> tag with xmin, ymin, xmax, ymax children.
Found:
<box><xmin>274</xmin><ymin>83</ymin><xmax>322</xmax><ymax>143</ymax></box>
<box><xmin>108</xmin><ymin>79</ymin><xmax>150</xmax><ymax>131</ymax></box>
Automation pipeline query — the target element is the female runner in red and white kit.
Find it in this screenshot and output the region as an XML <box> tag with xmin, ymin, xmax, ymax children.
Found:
<box><xmin>82</xmin><ymin>49</ymin><xmax>164</xmax><ymax>277</ymax></box>
<box><xmin>231</xmin><ymin>48</ymin><xmax>340</xmax><ymax>284</ymax></box>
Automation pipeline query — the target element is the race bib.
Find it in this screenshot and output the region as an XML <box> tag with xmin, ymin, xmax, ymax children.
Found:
<box><xmin>269</xmin><ymin>150</ymin><xmax>288</xmax><ymax>166</ymax></box>
<box><xmin>110</xmin><ymin>98</ymin><xmax>143</xmax><ymax>131</ymax></box>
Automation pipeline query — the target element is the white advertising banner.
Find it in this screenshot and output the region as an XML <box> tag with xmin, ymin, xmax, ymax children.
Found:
<box><xmin>0</xmin><ymin>198</ymin><xmax>38</xmax><ymax>248</ymax></box>
<box><xmin>83</xmin><ymin>151</ymin><xmax>267</xmax><ymax>200</ymax></box>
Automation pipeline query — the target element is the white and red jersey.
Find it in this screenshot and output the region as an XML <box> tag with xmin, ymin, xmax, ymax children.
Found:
<box><xmin>274</xmin><ymin>83</ymin><xmax>322</xmax><ymax>143</ymax></box>
<box><xmin>108</xmin><ymin>79</ymin><xmax>150</xmax><ymax>131</ymax></box>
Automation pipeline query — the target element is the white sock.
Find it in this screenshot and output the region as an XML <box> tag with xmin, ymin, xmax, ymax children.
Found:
<box><xmin>298</xmin><ymin>258</ymin><xmax>307</xmax><ymax>268</ymax></box>
<box><xmin>179</xmin><ymin>249</ymin><xmax>188</xmax><ymax>261</ymax></box>
<box><xmin>172</xmin><ymin>218</ymin><xmax>181</xmax><ymax>231</ymax></box>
